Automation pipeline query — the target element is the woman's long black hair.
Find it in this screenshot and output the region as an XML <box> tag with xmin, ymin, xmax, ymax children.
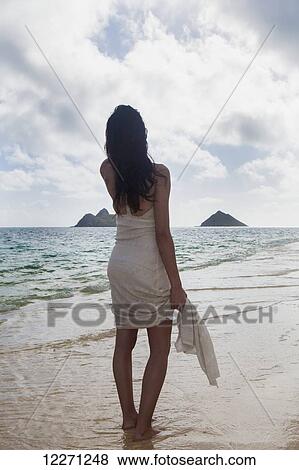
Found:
<box><xmin>105</xmin><ymin>104</ymin><xmax>160</xmax><ymax>214</ymax></box>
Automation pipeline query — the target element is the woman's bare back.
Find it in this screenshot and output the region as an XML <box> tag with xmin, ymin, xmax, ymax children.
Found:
<box><xmin>100</xmin><ymin>159</ymin><xmax>167</xmax><ymax>216</ymax></box>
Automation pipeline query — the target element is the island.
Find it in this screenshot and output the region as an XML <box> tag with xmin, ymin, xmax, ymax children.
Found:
<box><xmin>200</xmin><ymin>210</ymin><xmax>247</xmax><ymax>227</ymax></box>
<box><xmin>75</xmin><ymin>208</ymin><xmax>116</xmax><ymax>227</ymax></box>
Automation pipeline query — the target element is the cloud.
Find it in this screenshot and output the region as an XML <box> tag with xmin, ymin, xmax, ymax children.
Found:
<box><xmin>194</xmin><ymin>149</ymin><xmax>228</xmax><ymax>180</ymax></box>
<box><xmin>218</xmin><ymin>112</ymin><xmax>280</xmax><ymax>148</ymax></box>
<box><xmin>238</xmin><ymin>151</ymin><xmax>299</xmax><ymax>200</ymax></box>
<box><xmin>198</xmin><ymin>196</ymin><xmax>223</xmax><ymax>204</ymax></box>
<box><xmin>4</xmin><ymin>145</ymin><xmax>35</xmax><ymax>166</ymax></box>
<box><xmin>0</xmin><ymin>168</ymin><xmax>34</xmax><ymax>191</ymax></box>
<box><xmin>0</xmin><ymin>0</ymin><xmax>299</xmax><ymax>225</ymax></box>
<box><xmin>217</xmin><ymin>0</ymin><xmax>299</xmax><ymax>64</ymax></box>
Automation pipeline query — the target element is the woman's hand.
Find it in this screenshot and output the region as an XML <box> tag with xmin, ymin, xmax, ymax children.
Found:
<box><xmin>170</xmin><ymin>284</ymin><xmax>187</xmax><ymax>311</ymax></box>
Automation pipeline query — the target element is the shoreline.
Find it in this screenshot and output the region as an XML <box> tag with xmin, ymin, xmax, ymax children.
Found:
<box><xmin>0</xmin><ymin>297</ymin><xmax>298</xmax><ymax>450</ymax></box>
<box><xmin>0</xmin><ymin>241</ymin><xmax>299</xmax><ymax>449</ymax></box>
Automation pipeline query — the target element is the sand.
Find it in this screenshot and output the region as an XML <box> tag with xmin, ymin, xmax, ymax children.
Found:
<box><xmin>0</xmin><ymin>242</ymin><xmax>299</xmax><ymax>449</ymax></box>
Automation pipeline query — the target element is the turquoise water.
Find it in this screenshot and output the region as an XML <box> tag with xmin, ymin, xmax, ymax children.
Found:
<box><xmin>1</xmin><ymin>226</ymin><xmax>299</xmax><ymax>314</ymax></box>
<box><xmin>1</xmin><ymin>227</ymin><xmax>299</xmax><ymax>449</ymax></box>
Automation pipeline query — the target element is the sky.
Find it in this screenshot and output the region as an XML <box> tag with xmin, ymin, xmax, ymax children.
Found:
<box><xmin>1</xmin><ymin>0</ymin><xmax>299</xmax><ymax>227</ymax></box>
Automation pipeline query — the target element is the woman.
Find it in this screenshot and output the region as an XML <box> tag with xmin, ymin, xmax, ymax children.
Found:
<box><xmin>100</xmin><ymin>104</ymin><xmax>186</xmax><ymax>440</ymax></box>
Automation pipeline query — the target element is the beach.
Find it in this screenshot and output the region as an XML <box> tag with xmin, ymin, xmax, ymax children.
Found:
<box><xmin>0</xmin><ymin>230</ymin><xmax>299</xmax><ymax>449</ymax></box>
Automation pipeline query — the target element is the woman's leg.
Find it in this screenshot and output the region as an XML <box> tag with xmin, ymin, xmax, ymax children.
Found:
<box><xmin>135</xmin><ymin>319</ymin><xmax>172</xmax><ymax>439</ymax></box>
<box><xmin>113</xmin><ymin>328</ymin><xmax>138</xmax><ymax>429</ymax></box>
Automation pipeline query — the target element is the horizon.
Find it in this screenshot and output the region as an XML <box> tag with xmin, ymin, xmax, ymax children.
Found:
<box><xmin>1</xmin><ymin>1</ymin><xmax>299</xmax><ymax>227</ymax></box>
<box><xmin>1</xmin><ymin>207</ymin><xmax>299</xmax><ymax>229</ymax></box>
<box><xmin>2</xmin><ymin>206</ymin><xmax>299</xmax><ymax>229</ymax></box>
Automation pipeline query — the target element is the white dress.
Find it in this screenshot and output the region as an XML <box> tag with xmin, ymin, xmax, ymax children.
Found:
<box><xmin>107</xmin><ymin>204</ymin><xmax>220</xmax><ymax>385</ymax></box>
<box><xmin>107</xmin><ymin>204</ymin><xmax>174</xmax><ymax>329</ymax></box>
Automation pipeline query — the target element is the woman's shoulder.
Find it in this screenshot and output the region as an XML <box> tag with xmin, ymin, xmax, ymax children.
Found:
<box><xmin>152</xmin><ymin>164</ymin><xmax>170</xmax><ymax>193</ymax></box>
<box><xmin>100</xmin><ymin>158</ymin><xmax>114</xmax><ymax>179</ymax></box>
<box><xmin>154</xmin><ymin>163</ymin><xmax>170</xmax><ymax>178</ymax></box>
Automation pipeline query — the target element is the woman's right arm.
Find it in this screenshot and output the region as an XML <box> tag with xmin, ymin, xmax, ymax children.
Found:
<box><xmin>153</xmin><ymin>164</ymin><xmax>186</xmax><ymax>310</ymax></box>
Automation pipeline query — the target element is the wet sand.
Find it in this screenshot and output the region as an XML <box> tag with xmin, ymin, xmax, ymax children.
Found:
<box><xmin>0</xmin><ymin>242</ymin><xmax>299</xmax><ymax>449</ymax></box>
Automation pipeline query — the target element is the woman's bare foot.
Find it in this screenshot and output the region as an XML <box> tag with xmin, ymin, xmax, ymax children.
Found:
<box><xmin>133</xmin><ymin>426</ymin><xmax>160</xmax><ymax>441</ymax></box>
<box><xmin>122</xmin><ymin>412</ymin><xmax>138</xmax><ymax>430</ymax></box>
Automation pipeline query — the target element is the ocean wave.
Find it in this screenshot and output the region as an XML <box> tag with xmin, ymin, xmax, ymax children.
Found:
<box><xmin>0</xmin><ymin>328</ymin><xmax>116</xmax><ymax>355</ymax></box>
<box><xmin>1</xmin><ymin>227</ymin><xmax>299</xmax><ymax>316</ymax></box>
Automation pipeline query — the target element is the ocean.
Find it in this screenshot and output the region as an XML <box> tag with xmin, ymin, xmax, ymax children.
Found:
<box><xmin>1</xmin><ymin>226</ymin><xmax>299</xmax><ymax>315</ymax></box>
